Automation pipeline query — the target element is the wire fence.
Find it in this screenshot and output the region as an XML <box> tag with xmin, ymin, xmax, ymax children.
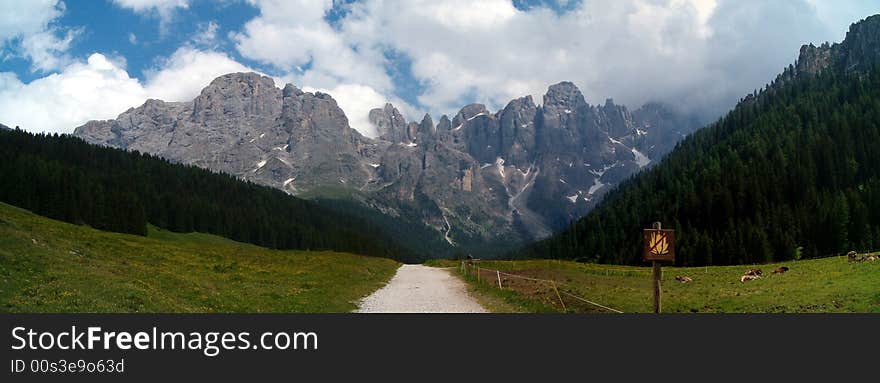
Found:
<box><xmin>460</xmin><ymin>261</ymin><xmax>624</xmax><ymax>314</ymax></box>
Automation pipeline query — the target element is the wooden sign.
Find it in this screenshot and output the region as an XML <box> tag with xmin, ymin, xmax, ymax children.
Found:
<box><xmin>643</xmin><ymin>229</ymin><xmax>675</xmax><ymax>262</ymax></box>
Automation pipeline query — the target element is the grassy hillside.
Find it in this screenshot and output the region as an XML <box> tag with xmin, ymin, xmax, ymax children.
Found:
<box><xmin>0</xmin><ymin>203</ymin><xmax>399</xmax><ymax>313</ymax></box>
<box><xmin>428</xmin><ymin>256</ymin><xmax>880</xmax><ymax>313</ymax></box>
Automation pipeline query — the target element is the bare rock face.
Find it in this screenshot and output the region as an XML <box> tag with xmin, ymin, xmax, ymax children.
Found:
<box><xmin>278</xmin><ymin>84</ymin><xmax>377</xmax><ymax>192</ymax></box>
<box><xmin>837</xmin><ymin>14</ymin><xmax>880</xmax><ymax>74</ymax></box>
<box><xmin>73</xmin><ymin>73</ymin><xmax>374</xmax><ymax>195</ymax></box>
<box><xmin>796</xmin><ymin>43</ymin><xmax>833</xmax><ymax>76</ymax></box>
<box><xmin>369</xmin><ymin>103</ymin><xmax>408</xmax><ymax>143</ymax></box>
<box><xmin>369</xmin><ymin>81</ymin><xmax>701</xmax><ymax>243</ymax></box>
<box><xmin>74</xmin><ymin>72</ymin><xmax>700</xmax><ymax>254</ymax></box>
<box><xmin>497</xmin><ymin>96</ymin><xmax>537</xmax><ymax>168</ymax></box>
<box><xmin>792</xmin><ymin>15</ymin><xmax>880</xmax><ymax>77</ymax></box>
<box><xmin>75</xmin><ymin>99</ymin><xmax>190</xmax><ymax>154</ymax></box>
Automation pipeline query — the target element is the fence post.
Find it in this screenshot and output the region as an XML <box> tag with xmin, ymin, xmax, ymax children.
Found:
<box><xmin>652</xmin><ymin>261</ymin><xmax>662</xmax><ymax>314</ymax></box>
<box><xmin>552</xmin><ymin>281</ymin><xmax>566</xmax><ymax>311</ymax></box>
<box><xmin>497</xmin><ymin>270</ymin><xmax>502</xmax><ymax>289</ymax></box>
<box><xmin>651</xmin><ymin>221</ymin><xmax>663</xmax><ymax>314</ymax></box>
<box><xmin>476</xmin><ymin>267</ymin><xmax>480</xmax><ymax>283</ymax></box>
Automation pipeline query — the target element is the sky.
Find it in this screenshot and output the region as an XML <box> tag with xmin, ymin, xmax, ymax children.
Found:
<box><xmin>0</xmin><ymin>0</ymin><xmax>877</xmax><ymax>137</ymax></box>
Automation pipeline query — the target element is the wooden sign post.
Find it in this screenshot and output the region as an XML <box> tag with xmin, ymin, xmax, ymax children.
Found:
<box><xmin>643</xmin><ymin>222</ymin><xmax>675</xmax><ymax>313</ymax></box>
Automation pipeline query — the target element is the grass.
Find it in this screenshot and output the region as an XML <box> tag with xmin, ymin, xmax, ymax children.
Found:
<box><xmin>436</xmin><ymin>265</ymin><xmax>546</xmax><ymax>313</ymax></box>
<box><xmin>427</xmin><ymin>256</ymin><xmax>880</xmax><ymax>313</ymax></box>
<box><xmin>0</xmin><ymin>202</ymin><xmax>399</xmax><ymax>313</ymax></box>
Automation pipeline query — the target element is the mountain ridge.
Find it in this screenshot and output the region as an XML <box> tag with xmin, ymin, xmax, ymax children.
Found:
<box><xmin>74</xmin><ymin>73</ymin><xmax>701</xmax><ymax>257</ymax></box>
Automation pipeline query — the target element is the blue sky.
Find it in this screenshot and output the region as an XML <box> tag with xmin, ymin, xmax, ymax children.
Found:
<box><xmin>0</xmin><ymin>0</ymin><xmax>877</xmax><ymax>136</ymax></box>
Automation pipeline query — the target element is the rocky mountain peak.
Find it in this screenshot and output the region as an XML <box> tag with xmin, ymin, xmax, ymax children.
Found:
<box><xmin>419</xmin><ymin>113</ymin><xmax>433</xmax><ymax>126</ymax></box>
<box><xmin>436</xmin><ymin>115</ymin><xmax>452</xmax><ymax>131</ymax></box>
<box><xmin>369</xmin><ymin>102</ymin><xmax>408</xmax><ymax>142</ymax></box>
<box><xmin>282</xmin><ymin>83</ymin><xmax>304</xmax><ymax>97</ymax></box>
<box><xmin>794</xmin><ymin>14</ymin><xmax>880</xmax><ymax>77</ymax></box>
<box><xmin>416</xmin><ymin>113</ymin><xmax>436</xmax><ymax>142</ymax></box>
<box><xmin>419</xmin><ymin>113</ymin><xmax>434</xmax><ymax>131</ymax></box>
<box><xmin>543</xmin><ymin>81</ymin><xmax>586</xmax><ymax>109</ymax></box>
<box><xmin>202</xmin><ymin>72</ymin><xmax>277</xmax><ymax>95</ymax></box>
<box><xmin>455</xmin><ymin>103</ymin><xmax>490</xmax><ymax>122</ymax></box>
<box><xmin>313</xmin><ymin>91</ymin><xmax>334</xmax><ymax>101</ymax></box>
<box><xmin>501</xmin><ymin>95</ymin><xmax>536</xmax><ymax>114</ymax></box>
<box><xmin>599</xmin><ymin>98</ymin><xmax>634</xmax><ymax>137</ymax></box>
<box><xmin>193</xmin><ymin>72</ymin><xmax>281</xmax><ymax>121</ymax></box>
<box><xmin>838</xmin><ymin>14</ymin><xmax>880</xmax><ymax>73</ymax></box>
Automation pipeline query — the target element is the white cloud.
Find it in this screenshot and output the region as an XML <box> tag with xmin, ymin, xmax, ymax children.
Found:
<box><xmin>232</xmin><ymin>0</ymin><xmax>403</xmax><ymax>134</ymax></box>
<box><xmin>19</xmin><ymin>28</ymin><xmax>79</xmax><ymax>72</ymax></box>
<box><xmin>339</xmin><ymin>0</ymin><xmax>722</xmax><ymax>116</ymax></box>
<box><xmin>0</xmin><ymin>47</ymin><xmax>255</xmax><ymax>134</ymax></box>
<box><xmin>0</xmin><ymin>0</ymin><xmax>63</xmax><ymax>41</ymax></box>
<box><xmin>233</xmin><ymin>0</ymin><xmax>391</xmax><ymax>92</ymax></box>
<box><xmin>143</xmin><ymin>46</ymin><xmax>253</xmax><ymax>101</ymax></box>
<box><xmin>0</xmin><ymin>54</ymin><xmax>146</xmax><ymax>134</ymax></box>
<box><xmin>0</xmin><ymin>0</ymin><xmax>76</xmax><ymax>72</ymax></box>
<box><xmin>111</xmin><ymin>0</ymin><xmax>188</xmax><ymax>14</ymax></box>
<box><xmin>111</xmin><ymin>0</ymin><xmax>190</xmax><ymax>34</ymax></box>
<box><xmin>3</xmin><ymin>0</ymin><xmax>877</xmax><ymax>139</ymax></box>
<box><xmin>234</xmin><ymin>0</ymin><xmax>876</xmax><ymax>125</ymax></box>
<box><xmin>192</xmin><ymin>21</ymin><xmax>220</xmax><ymax>48</ymax></box>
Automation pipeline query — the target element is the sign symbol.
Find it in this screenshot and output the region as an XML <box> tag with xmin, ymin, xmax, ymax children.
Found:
<box><xmin>648</xmin><ymin>231</ymin><xmax>669</xmax><ymax>255</ymax></box>
<box><xmin>643</xmin><ymin>227</ymin><xmax>674</xmax><ymax>262</ymax></box>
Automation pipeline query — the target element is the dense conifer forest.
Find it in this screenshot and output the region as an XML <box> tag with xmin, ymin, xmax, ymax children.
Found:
<box><xmin>521</xmin><ymin>64</ymin><xmax>880</xmax><ymax>265</ymax></box>
<box><xmin>0</xmin><ymin>129</ymin><xmax>416</xmax><ymax>261</ymax></box>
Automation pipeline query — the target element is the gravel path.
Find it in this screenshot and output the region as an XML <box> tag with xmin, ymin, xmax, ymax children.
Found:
<box><xmin>357</xmin><ymin>265</ymin><xmax>488</xmax><ymax>313</ymax></box>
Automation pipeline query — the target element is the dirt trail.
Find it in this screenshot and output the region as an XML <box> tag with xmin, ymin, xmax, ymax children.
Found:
<box><xmin>356</xmin><ymin>265</ymin><xmax>488</xmax><ymax>313</ymax></box>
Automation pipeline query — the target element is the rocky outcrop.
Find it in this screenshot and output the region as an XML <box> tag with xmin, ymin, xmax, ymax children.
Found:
<box><xmin>796</xmin><ymin>43</ymin><xmax>833</xmax><ymax>75</ymax></box>
<box><xmin>838</xmin><ymin>14</ymin><xmax>880</xmax><ymax>74</ymax></box>
<box><xmin>369</xmin><ymin>103</ymin><xmax>408</xmax><ymax>143</ymax></box>
<box><xmin>792</xmin><ymin>15</ymin><xmax>880</xmax><ymax>77</ymax></box>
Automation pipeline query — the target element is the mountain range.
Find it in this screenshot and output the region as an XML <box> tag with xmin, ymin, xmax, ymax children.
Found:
<box><xmin>73</xmin><ymin>73</ymin><xmax>700</xmax><ymax>256</ymax></box>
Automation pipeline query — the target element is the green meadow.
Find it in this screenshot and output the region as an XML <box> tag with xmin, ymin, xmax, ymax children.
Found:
<box><xmin>0</xmin><ymin>203</ymin><xmax>399</xmax><ymax>313</ymax></box>
<box><xmin>428</xmin><ymin>254</ymin><xmax>880</xmax><ymax>313</ymax></box>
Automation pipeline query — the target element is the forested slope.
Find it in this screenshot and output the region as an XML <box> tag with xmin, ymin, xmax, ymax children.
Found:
<box><xmin>521</xmin><ymin>35</ymin><xmax>880</xmax><ymax>265</ymax></box>
<box><xmin>0</xmin><ymin>129</ymin><xmax>415</xmax><ymax>261</ymax></box>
